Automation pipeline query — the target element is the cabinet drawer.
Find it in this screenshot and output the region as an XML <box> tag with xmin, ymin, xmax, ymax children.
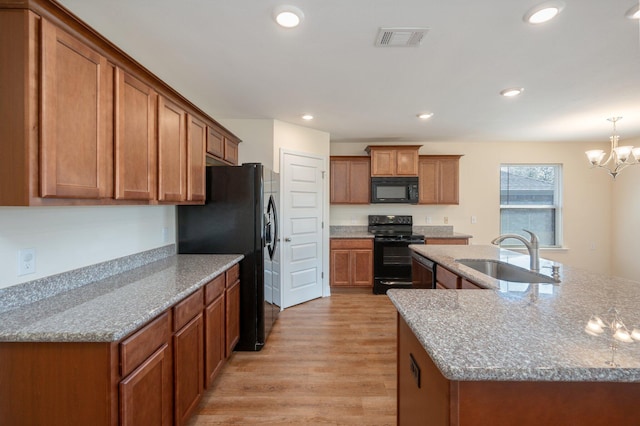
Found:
<box><xmin>425</xmin><ymin>238</ymin><xmax>469</xmax><ymax>245</ymax></box>
<box><xmin>330</xmin><ymin>239</ymin><xmax>373</xmax><ymax>250</ymax></box>
<box><xmin>226</xmin><ymin>264</ymin><xmax>240</xmax><ymax>287</ymax></box>
<box><xmin>205</xmin><ymin>274</ymin><xmax>226</xmax><ymax>305</ymax></box>
<box><xmin>120</xmin><ymin>311</ymin><xmax>171</xmax><ymax>377</ymax></box>
<box><xmin>436</xmin><ymin>267</ymin><xmax>459</xmax><ymax>290</ymax></box>
<box><xmin>173</xmin><ymin>288</ymin><xmax>204</xmax><ymax>331</ymax></box>
<box><xmin>461</xmin><ymin>278</ymin><xmax>483</xmax><ymax>289</ymax></box>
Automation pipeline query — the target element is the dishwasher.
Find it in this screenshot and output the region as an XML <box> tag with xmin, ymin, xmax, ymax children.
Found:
<box><xmin>411</xmin><ymin>252</ymin><xmax>436</xmax><ymax>289</ymax></box>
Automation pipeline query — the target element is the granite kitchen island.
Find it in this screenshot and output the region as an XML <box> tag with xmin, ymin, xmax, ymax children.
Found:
<box><xmin>388</xmin><ymin>245</ymin><xmax>640</xmax><ymax>425</ymax></box>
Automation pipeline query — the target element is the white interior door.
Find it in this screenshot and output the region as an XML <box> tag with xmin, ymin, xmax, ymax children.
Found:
<box><xmin>281</xmin><ymin>150</ymin><xmax>325</xmax><ymax>309</ymax></box>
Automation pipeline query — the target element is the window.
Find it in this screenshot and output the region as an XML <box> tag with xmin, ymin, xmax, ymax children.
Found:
<box><xmin>500</xmin><ymin>164</ymin><xmax>562</xmax><ymax>247</ymax></box>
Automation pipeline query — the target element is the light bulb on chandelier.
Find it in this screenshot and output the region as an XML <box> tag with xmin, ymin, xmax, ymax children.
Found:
<box><xmin>585</xmin><ymin>117</ymin><xmax>640</xmax><ymax>179</ymax></box>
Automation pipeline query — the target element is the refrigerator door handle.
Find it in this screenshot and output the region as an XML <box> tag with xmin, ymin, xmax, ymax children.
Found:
<box><xmin>267</xmin><ymin>194</ymin><xmax>278</xmax><ymax>260</ymax></box>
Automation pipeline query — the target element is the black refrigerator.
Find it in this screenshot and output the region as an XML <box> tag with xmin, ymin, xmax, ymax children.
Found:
<box><xmin>177</xmin><ymin>163</ymin><xmax>280</xmax><ymax>351</ymax></box>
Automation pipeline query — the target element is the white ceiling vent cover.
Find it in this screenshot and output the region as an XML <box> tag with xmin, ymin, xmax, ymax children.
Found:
<box><xmin>375</xmin><ymin>27</ymin><xmax>429</xmax><ymax>47</ymax></box>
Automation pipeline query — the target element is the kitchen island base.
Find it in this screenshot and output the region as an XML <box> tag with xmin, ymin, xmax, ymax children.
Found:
<box><xmin>398</xmin><ymin>315</ymin><xmax>639</xmax><ymax>426</ymax></box>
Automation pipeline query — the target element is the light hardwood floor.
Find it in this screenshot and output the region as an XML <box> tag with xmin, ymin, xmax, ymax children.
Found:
<box><xmin>188</xmin><ymin>290</ymin><xmax>397</xmax><ymax>425</ymax></box>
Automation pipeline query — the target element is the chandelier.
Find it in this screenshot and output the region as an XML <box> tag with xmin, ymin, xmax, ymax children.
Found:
<box><xmin>585</xmin><ymin>117</ymin><xmax>640</xmax><ymax>179</ymax></box>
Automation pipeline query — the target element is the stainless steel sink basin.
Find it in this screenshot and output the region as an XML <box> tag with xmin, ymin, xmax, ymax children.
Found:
<box><xmin>455</xmin><ymin>259</ymin><xmax>558</xmax><ymax>284</ymax></box>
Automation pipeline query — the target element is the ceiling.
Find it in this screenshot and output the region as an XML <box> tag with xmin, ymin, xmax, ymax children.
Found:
<box><xmin>57</xmin><ymin>0</ymin><xmax>640</xmax><ymax>144</ymax></box>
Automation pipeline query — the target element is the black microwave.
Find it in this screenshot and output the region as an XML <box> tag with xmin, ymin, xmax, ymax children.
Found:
<box><xmin>371</xmin><ymin>177</ymin><xmax>419</xmax><ymax>204</ymax></box>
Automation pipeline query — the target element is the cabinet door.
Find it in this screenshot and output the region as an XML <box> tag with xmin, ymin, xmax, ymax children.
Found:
<box><xmin>395</xmin><ymin>149</ymin><xmax>419</xmax><ymax>176</ymax></box>
<box><xmin>418</xmin><ymin>158</ymin><xmax>438</xmax><ymax>204</ymax></box>
<box><xmin>330</xmin><ymin>249</ymin><xmax>352</xmax><ymax>286</ymax></box>
<box><xmin>224</xmin><ymin>138</ymin><xmax>239</xmax><ymax>165</ymax></box>
<box><xmin>206</xmin><ymin>126</ymin><xmax>224</xmax><ymax>159</ymax></box>
<box><xmin>174</xmin><ymin>314</ymin><xmax>204</xmax><ymax>426</ymax></box>
<box><xmin>370</xmin><ymin>149</ymin><xmax>396</xmax><ymax>176</ymax></box>
<box><xmin>187</xmin><ymin>115</ymin><xmax>206</xmax><ymax>202</ymax></box>
<box><xmin>225</xmin><ymin>279</ymin><xmax>241</xmax><ymax>357</ymax></box>
<box><xmin>349</xmin><ymin>158</ymin><xmax>371</xmax><ymax>203</ymax></box>
<box><xmin>204</xmin><ymin>294</ymin><xmax>225</xmax><ymax>387</ymax></box>
<box><xmin>158</xmin><ymin>97</ymin><xmax>187</xmax><ymax>202</ymax></box>
<box><xmin>115</xmin><ymin>69</ymin><xmax>157</xmax><ymax>200</ymax></box>
<box><xmin>330</xmin><ymin>157</ymin><xmax>370</xmax><ymax>204</ymax></box>
<box><xmin>438</xmin><ymin>157</ymin><xmax>459</xmax><ymax>205</ymax></box>
<box><xmin>351</xmin><ymin>249</ymin><xmax>373</xmax><ymax>287</ymax></box>
<box><xmin>398</xmin><ymin>317</ymin><xmax>450</xmax><ymax>426</ymax></box>
<box><xmin>330</xmin><ymin>159</ymin><xmax>350</xmax><ymax>203</ymax></box>
<box><xmin>40</xmin><ymin>19</ymin><xmax>111</xmax><ymax>199</ymax></box>
<box><xmin>120</xmin><ymin>344</ymin><xmax>172</xmax><ymax>426</ymax></box>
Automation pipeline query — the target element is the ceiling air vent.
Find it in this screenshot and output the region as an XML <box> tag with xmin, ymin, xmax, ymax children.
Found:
<box><xmin>375</xmin><ymin>27</ymin><xmax>429</xmax><ymax>47</ymax></box>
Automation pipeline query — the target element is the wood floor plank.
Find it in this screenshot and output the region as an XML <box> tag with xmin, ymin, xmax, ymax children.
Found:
<box><xmin>187</xmin><ymin>292</ymin><xmax>397</xmax><ymax>425</ymax></box>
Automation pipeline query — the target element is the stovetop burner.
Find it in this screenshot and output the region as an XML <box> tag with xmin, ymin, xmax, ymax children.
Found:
<box><xmin>368</xmin><ymin>215</ymin><xmax>423</xmax><ymax>239</ymax></box>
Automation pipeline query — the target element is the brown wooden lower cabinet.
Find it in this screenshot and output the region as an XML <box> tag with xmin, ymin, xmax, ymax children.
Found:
<box><xmin>172</xmin><ymin>287</ymin><xmax>204</xmax><ymax>425</ymax></box>
<box><xmin>0</xmin><ymin>264</ymin><xmax>240</xmax><ymax>426</ymax></box>
<box><xmin>435</xmin><ymin>266</ymin><xmax>460</xmax><ymax>289</ymax></box>
<box><xmin>425</xmin><ymin>237</ymin><xmax>469</xmax><ymax>245</ymax></box>
<box><xmin>225</xmin><ymin>276</ymin><xmax>241</xmax><ymax>357</ymax></box>
<box><xmin>174</xmin><ymin>314</ymin><xmax>204</xmax><ymax>426</ymax></box>
<box><xmin>330</xmin><ymin>238</ymin><xmax>374</xmax><ymax>288</ymax></box>
<box><xmin>398</xmin><ymin>315</ymin><xmax>640</xmax><ymax>425</ymax></box>
<box><xmin>120</xmin><ymin>343</ymin><xmax>173</xmax><ymax>426</ymax></box>
<box><xmin>204</xmin><ymin>274</ymin><xmax>226</xmax><ymax>387</ymax></box>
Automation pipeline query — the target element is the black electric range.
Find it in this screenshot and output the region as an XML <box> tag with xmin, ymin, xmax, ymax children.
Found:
<box><xmin>368</xmin><ymin>215</ymin><xmax>424</xmax><ymax>294</ymax></box>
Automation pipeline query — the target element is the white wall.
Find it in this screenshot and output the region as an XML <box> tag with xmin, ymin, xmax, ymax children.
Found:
<box><xmin>219</xmin><ymin>119</ymin><xmax>275</xmax><ymax>170</ymax></box>
<box><xmin>611</xmin><ymin>137</ymin><xmax>640</xmax><ymax>281</ymax></box>
<box><xmin>0</xmin><ymin>206</ymin><xmax>175</xmax><ymax>289</ymax></box>
<box><xmin>331</xmin><ymin>140</ymin><xmax>613</xmax><ymax>275</ymax></box>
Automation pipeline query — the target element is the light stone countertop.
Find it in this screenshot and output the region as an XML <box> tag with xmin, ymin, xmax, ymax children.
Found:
<box><xmin>0</xmin><ymin>254</ymin><xmax>243</xmax><ymax>343</ymax></box>
<box><xmin>388</xmin><ymin>244</ymin><xmax>640</xmax><ymax>382</ymax></box>
<box><xmin>330</xmin><ymin>225</ymin><xmax>472</xmax><ymax>239</ymax></box>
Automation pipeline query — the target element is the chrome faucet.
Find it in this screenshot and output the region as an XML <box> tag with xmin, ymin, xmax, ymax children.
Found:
<box><xmin>491</xmin><ymin>230</ymin><xmax>540</xmax><ymax>271</ymax></box>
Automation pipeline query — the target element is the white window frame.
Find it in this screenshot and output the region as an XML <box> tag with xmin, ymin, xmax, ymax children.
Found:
<box><xmin>499</xmin><ymin>164</ymin><xmax>563</xmax><ymax>248</ymax></box>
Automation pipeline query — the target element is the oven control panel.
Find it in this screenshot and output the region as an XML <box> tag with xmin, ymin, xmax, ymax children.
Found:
<box><xmin>368</xmin><ymin>215</ymin><xmax>412</xmax><ymax>225</ymax></box>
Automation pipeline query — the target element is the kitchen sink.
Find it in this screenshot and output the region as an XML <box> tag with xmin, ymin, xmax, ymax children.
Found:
<box><xmin>455</xmin><ymin>259</ymin><xmax>558</xmax><ymax>284</ymax></box>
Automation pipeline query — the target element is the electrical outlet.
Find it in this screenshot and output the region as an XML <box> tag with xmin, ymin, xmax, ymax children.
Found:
<box><xmin>426</xmin><ymin>216</ymin><xmax>432</xmax><ymax>224</ymax></box>
<box><xmin>18</xmin><ymin>248</ymin><xmax>36</xmax><ymax>276</ymax></box>
<box><xmin>444</xmin><ymin>216</ymin><xmax>448</xmax><ymax>224</ymax></box>
<box><xmin>471</xmin><ymin>216</ymin><xmax>477</xmax><ymax>224</ymax></box>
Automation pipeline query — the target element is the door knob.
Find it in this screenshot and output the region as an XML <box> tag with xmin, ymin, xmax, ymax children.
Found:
<box><xmin>284</xmin><ymin>237</ymin><xmax>292</xmax><ymax>242</ymax></box>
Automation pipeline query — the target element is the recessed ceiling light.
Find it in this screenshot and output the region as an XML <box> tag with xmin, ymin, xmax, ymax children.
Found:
<box><xmin>625</xmin><ymin>4</ymin><xmax>640</xmax><ymax>20</ymax></box>
<box><xmin>523</xmin><ymin>1</ymin><xmax>565</xmax><ymax>24</ymax></box>
<box><xmin>302</xmin><ymin>114</ymin><xmax>314</xmax><ymax>120</ymax></box>
<box><xmin>274</xmin><ymin>5</ymin><xmax>304</xmax><ymax>28</ymax></box>
<box><xmin>416</xmin><ymin>112</ymin><xmax>434</xmax><ymax>120</ymax></box>
<box><xmin>500</xmin><ymin>87</ymin><xmax>524</xmax><ymax>97</ymax></box>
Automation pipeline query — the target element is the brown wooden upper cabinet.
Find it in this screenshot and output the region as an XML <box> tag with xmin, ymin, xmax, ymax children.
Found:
<box><xmin>40</xmin><ymin>18</ymin><xmax>112</xmax><ymax>200</ymax></box>
<box><xmin>0</xmin><ymin>2</ymin><xmax>240</xmax><ymax>206</ymax></box>
<box><xmin>330</xmin><ymin>156</ymin><xmax>370</xmax><ymax>204</ymax></box>
<box><xmin>158</xmin><ymin>97</ymin><xmax>188</xmax><ymax>202</ymax></box>
<box><xmin>418</xmin><ymin>155</ymin><xmax>462</xmax><ymax>205</ymax></box>
<box><xmin>207</xmin><ymin>126</ymin><xmax>240</xmax><ymax>166</ymax></box>
<box><xmin>365</xmin><ymin>145</ymin><xmax>421</xmax><ymax>176</ymax></box>
<box><xmin>187</xmin><ymin>115</ymin><xmax>207</xmax><ymax>202</ymax></box>
<box><xmin>115</xmin><ymin>69</ymin><xmax>157</xmax><ymax>201</ymax></box>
